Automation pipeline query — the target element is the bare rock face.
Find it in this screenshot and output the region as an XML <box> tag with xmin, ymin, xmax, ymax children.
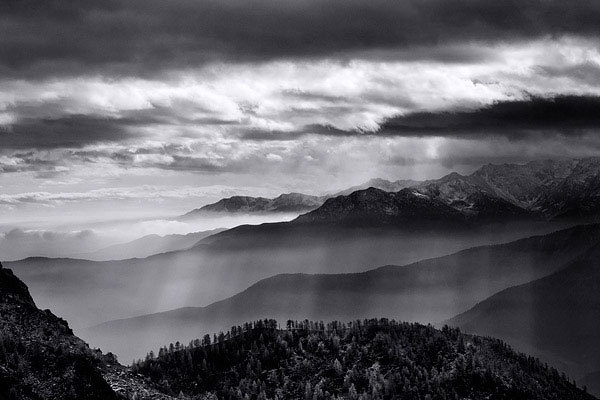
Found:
<box><xmin>0</xmin><ymin>262</ymin><xmax>35</xmax><ymax>306</ymax></box>
<box><xmin>313</xmin><ymin>157</ymin><xmax>600</xmax><ymax>223</ymax></box>
<box><xmin>535</xmin><ymin>157</ymin><xmax>600</xmax><ymax>218</ymax></box>
<box><xmin>430</xmin><ymin>157</ymin><xmax>600</xmax><ymax>220</ymax></box>
<box><xmin>0</xmin><ymin>264</ymin><xmax>179</xmax><ymax>400</ymax></box>
<box><xmin>0</xmin><ymin>266</ymin><xmax>117</xmax><ymax>399</ymax></box>
<box><xmin>414</xmin><ymin>172</ymin><xmax>535</xmax><ymax>220</ymax></box>
<box><xmin>469</xmin><ymin>159</ymin><xmax>577</xmax><ymax>207</ymax></box>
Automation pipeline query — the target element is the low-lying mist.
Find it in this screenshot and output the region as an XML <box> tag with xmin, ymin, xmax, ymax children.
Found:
<box><xmin>0</xmin><ymin>228</ymin><xmax>113</xmax><ymax>261</ymax></box>
<box><xmin>81</xmin><ymin>221</ymin><xmax>600</xmax><ymax>363</ymax></box>
<box><xmin>1</xmin><ymin>212</ymin><xmax>298</xmax><ymax>260</ymax></box>
<box><xmin>8</xmin><ymin>220</ymin><xmax>574</xmax><ymax>330</ymax></box>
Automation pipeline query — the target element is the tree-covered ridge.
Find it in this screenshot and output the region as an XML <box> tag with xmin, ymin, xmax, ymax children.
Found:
<box><xmin>133</xmin><ymin>319</ymin><xmax>595</xmax><ymax>400</ymax></box>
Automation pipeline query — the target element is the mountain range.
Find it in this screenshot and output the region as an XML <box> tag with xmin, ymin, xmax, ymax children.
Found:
<box><xmin>308</xmin><ymin>157</ymin><xmax>600</xmax><ymax>225</ymax></box>
<box><xmin>180</xmin><ymin>192</ymin><xmax>325</xmax><ymax>218</ymax></box>
<box><xmin>73</xmin><ymin>229</ymin><xmax>225</xmax><ymax>261</ymax></box>
<box><xmin>183</xmin><ymin>158</ymin><xmax>600</xmax><ymax>226</ymax></box>
<box><xmin>179</xmin><ymin>179</ymin><xmax>419</xmax><ymax>218</ymax></box>
<box><xmin>6</xmin><ymin>157</ymin><xmax>592</xmax><ymax>262</ymax></box>
<box><xmin>85</xmin><ymin>223</ymin><xmax>600</xmax><ymax>363</ymax></box>
<box><xmin>293</xmin><ymin>187</ymin><xmax>469</xmax><ymax>227</ymax></box>
<box><xmin>9</xmin><ymin>220</ymin><xmax>554</xmax><ymax>332</ymax></box>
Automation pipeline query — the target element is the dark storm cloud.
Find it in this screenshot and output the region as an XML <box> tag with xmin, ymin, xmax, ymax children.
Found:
<box><xmin>376</xmin><ymin>95</ymin><xmax>600</xmax><ymax>138</ymax></box>
<box><xmin>3</xmin><ymin>0</ymin><xmax>600</xmax><ymax>77</ymax></box>
<box><xmin>275</xmin><ymin>95</ymin><xmax>600</xmax><ymax>140</ymax></box>
<box><xmin>18</xmin><ymin>94</ymin><xmax>592</xmax><ymax>148</ymax></box>
<box><xmin>0</xmin><ymin>100</ymin><xmax>242</xmax><ymax>150</ymax></box>
<box><xmin>0</xmin><ymin>115</ymin><xmax>135</xmax><ymax>149</ymax></box>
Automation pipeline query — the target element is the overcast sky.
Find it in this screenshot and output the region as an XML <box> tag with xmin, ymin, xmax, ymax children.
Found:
<box><xmin>3</xmin><ymin>0</ymin><xmax>600</xmax><ymax>226</ymax></box>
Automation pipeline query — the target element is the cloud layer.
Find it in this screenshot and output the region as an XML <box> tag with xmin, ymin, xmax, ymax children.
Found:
<box><xmin>3</xmin><ymin>0</ymin><xmax>600</xmax><ymax>78</ymax></box>
<box><xmin>3</xmin><ymin>0</ymin><xmax>600</xmax><ymax>227</ymax></box>
<box><xmin>374</xmin><ymin>95</ymin><xmax>600</xmax><ymax>138</ymax></box>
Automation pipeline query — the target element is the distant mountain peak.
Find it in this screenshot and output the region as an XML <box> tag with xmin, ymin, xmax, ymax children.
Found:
<box><xmin>181</xmin><ymin>157</ymin><xmax>600</xmax><ymax>223</ymax></box>
<box><xmin>294</xmin><ymin>187</ymin><xmax>467</xmax><ymax>227</ymax></box>
<box><xmin>332</xmin><ymin>178</ymin><xmax>420</xmax><ymax>197</ymax></box>
<box><xmin>181</xmin><ymin>192</ymin><xmax>323</xmax><ymax>218</ymax></box>
<box><xmin>294</xmin><ymin>157</ymin><xmax>600</xmax><ymax>227</ymax></box>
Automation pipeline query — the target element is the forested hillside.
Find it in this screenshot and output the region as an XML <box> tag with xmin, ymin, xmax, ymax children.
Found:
<box><xmin>133</xmin><ymin>319</ymin><xmax>595</xmax><ymax>400</ymax></box>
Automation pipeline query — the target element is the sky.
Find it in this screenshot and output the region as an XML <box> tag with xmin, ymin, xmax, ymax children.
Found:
<box><xmin>3</xmin><ymin>0</ymin><xmax>600</xmax><ymax>231</ymax></box>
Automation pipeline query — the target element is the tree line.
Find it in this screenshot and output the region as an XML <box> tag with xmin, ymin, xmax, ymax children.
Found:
<box><xmin>132</xmin><ymin>318</ymin><xmax>593</xmax><ymax>400</ymax></box>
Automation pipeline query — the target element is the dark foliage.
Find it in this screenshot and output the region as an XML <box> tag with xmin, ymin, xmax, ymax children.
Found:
<box><xmin>133</xmin><ymin>318</ymin><xmax>594</xmax><ymax>400</ymax></box>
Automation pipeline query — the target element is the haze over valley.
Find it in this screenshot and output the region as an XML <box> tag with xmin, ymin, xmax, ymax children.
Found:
<box><xmin>8</xmin><ymin>159</ymin><xmax>594</xmax><ymax>330</ymax></box>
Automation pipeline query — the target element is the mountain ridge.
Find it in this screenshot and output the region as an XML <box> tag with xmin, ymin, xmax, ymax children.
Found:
<box><xmin>293</xmin><ymin>187</ymin><xmax>471</xmax><ymax>227</ymax></box>
<box><xmin>85</xmin><ymin>223</ymin><xmax>600</xmax><ymax>362</ymax></box>
<box><xmin>188</xmin><ymin>158</ymin><xmax>600</xmax><ymax>248</ymax></box>
<box><xmin>73</xmin><ymin>229</ymin><xmax>224</xmax><ymax>261</ymax></box>
<box><xmin>181</xmin><ymin>192</ymin><xmax>324</xmax><ymax>218</ymax></box>
<box><xmin>180</xmin><ymin>179</ymin><xmax>421</xmax><ymax>218</ymax></box>
<box><xmin>446</xmin><ymin>242</ymin><xmax>600</xmax><ymax>395</ymax></box>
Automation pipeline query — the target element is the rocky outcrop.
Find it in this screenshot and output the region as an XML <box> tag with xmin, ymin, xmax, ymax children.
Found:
<box><xmin>0</xmin><ymin>263</ymin><xmax>179</xmax><ymax>400</ymax></box>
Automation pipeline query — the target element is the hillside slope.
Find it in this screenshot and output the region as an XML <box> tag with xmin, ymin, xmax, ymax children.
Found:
<box><xmin>0</xmin><ymin>263</ymin><xmax>178</xmax><ymax>399</ymax></box>
<box><xmin>447</xmin><ymin>244</ymin><xmax>600</xmax><ymax>393</ymax></box>
<box><xmin>582</xmin><ymin>372</ymin><xmax>600</xmax><ymax>398</ymax></box>
<box><xmin>132</xmin><ymin>318</ymin><xmax>595</xmax><ymax>400</ymax></box>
